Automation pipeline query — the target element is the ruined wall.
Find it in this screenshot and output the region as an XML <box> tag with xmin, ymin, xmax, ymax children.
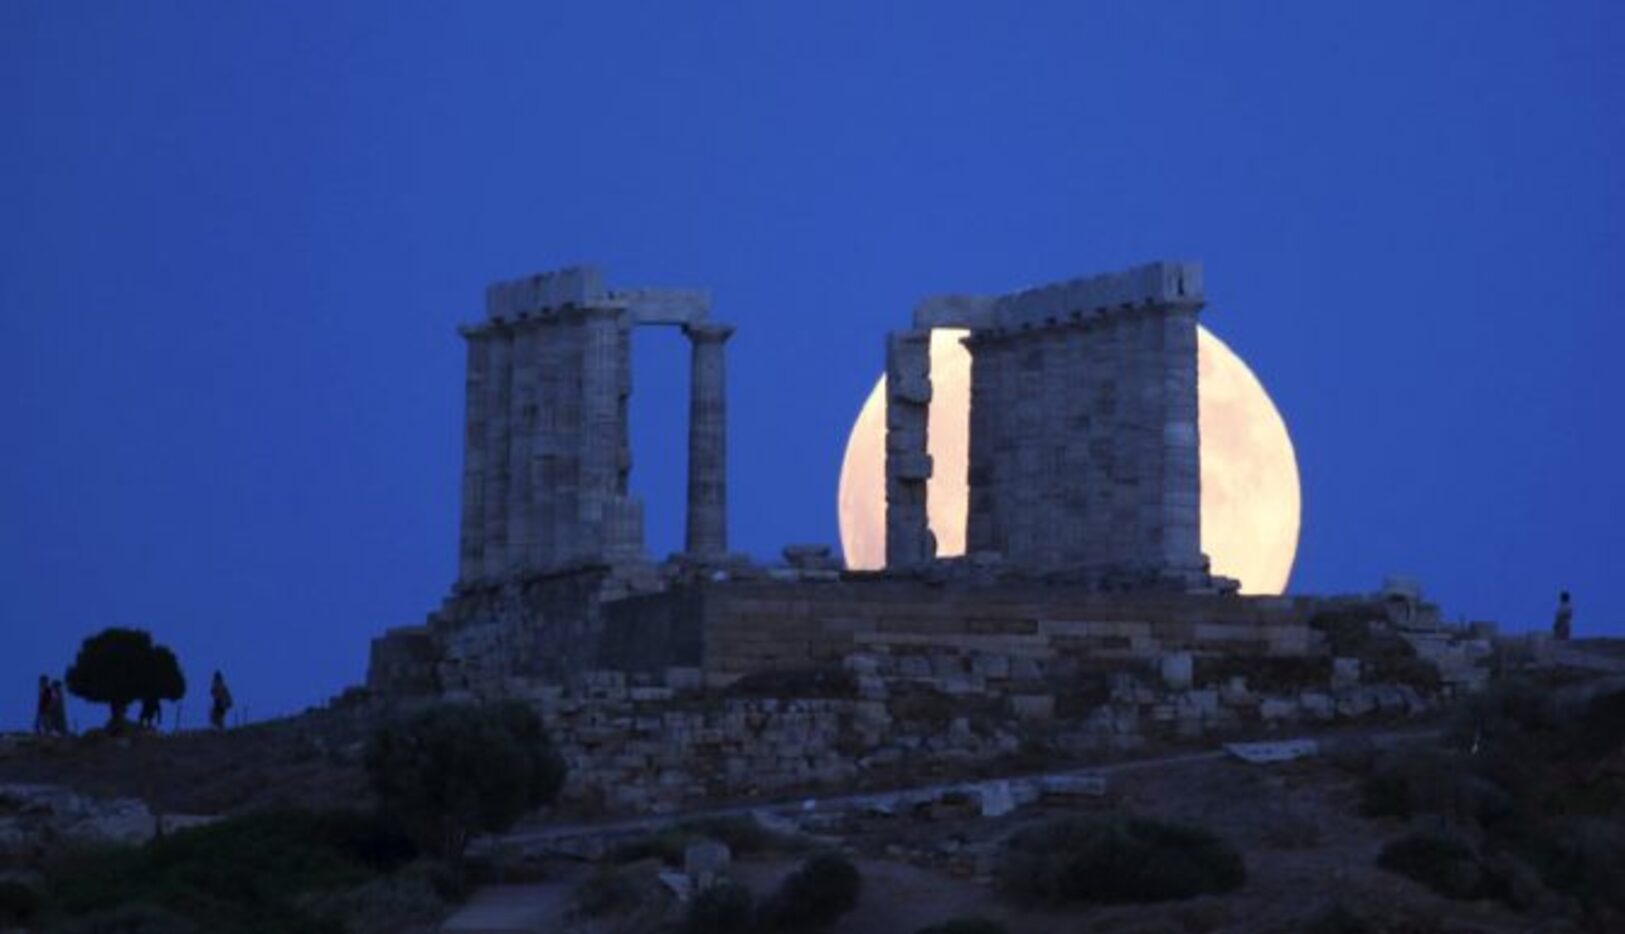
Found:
<box><xmin>693</xmin><ymin>580</ymin><xmax>1313</xmax><ymax>679</ymax></box>
<box><xmin>458</xmin><ymin>268</ymin><xmax>644</xmax><ymax>583</ymax></box>
<box><xmin>961</xmin><ymin>261</ymin><xmax>1205</xmax><ymax>583</ymax></box>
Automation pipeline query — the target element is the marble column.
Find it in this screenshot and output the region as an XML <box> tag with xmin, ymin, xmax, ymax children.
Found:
<box><xmin>684</xmin><ymin>323</ymin><xmax>733</xmax><ymax>559</ymax></box>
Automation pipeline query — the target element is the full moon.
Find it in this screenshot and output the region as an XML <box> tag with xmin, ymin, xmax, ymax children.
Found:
<box><xmin>836</xmin><ymin>326</ymin><xmax>1301</xmax><ymax>594</ymax></box>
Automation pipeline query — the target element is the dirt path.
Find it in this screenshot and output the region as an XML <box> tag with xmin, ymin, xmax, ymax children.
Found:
<box><xmin>493</xmin><ymin>724</ymin><xmax>1441</xmax><ymax>858</ymax></box>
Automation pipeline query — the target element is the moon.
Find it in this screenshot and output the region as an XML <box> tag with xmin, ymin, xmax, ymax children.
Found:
<box><xmin>836</xmin><ymin>326</ymin><xmax>1301</xmax><ymax>594</ymax></box>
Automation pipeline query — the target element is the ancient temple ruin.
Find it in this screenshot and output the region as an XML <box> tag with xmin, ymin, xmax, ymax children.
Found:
<box><xmin>364</xmin><ymin>260</ymin><xmax>1492</xmax><ymax>815</ymax></box>
<box><xmin>888</xmin><ymin>261</ymin><xmax>1209</xmax><ymax>586</ymax></box>
<box><xmin>456</xmin><ymin>265</ymin><xmax>733</xmax><ymax>581</ymax></box>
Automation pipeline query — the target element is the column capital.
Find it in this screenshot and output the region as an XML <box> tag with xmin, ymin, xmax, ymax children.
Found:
<box><xmin>684</xmin><ymin>321</ymin><xmax>735</xmax><ymax>343</ymax></box>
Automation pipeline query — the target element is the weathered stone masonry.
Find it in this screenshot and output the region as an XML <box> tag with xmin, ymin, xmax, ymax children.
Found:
<box><xmin>454</xmin><ymin>266</ymin><xmax>730</xmax><ymax>580</ymax></box>
<box><xmin>897</xmin><ymin>261</ymin><xmax>1208</xmax><ymax>586</ymax></box>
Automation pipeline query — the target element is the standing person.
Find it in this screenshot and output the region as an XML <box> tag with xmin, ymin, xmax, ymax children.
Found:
<box><xmin>137</xmin><ymin>697</ymin><xmax>161</xmax><ymax>731</ymax></box>
<box><xmin>48</xmin><ymin>679</ymin><xmax>69</xmax><ymax>736</ymax></box>
<box><xmin>1553</xmin><ymin>591</ymin><xmax>1574</xmax><ymax>642</ymax></box>
<box><xmin>33</xmin><ymin>675</ymin><xmax>51</xmax><ymax>735</ymax></box>
<box><xmin>209</xmin><ymin>671</ymin><xmax>233</xmax><ymax>730</ymax></box>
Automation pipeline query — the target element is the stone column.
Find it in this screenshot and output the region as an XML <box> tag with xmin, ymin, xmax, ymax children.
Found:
<box><xmin>578</xmin><ymin>307</ymin><xmax>624</xmax><ymax>560</ymax></box>
<box><xmin>684</xmin><ymin>322</ymin><xmax>733</xmax><ymax>559</ymax></box>
<box><xmin>885</xmin><ymin>329</ymin><xmax>935</xmax><ymax>569</ymax></box>
<box><xmin>1157</xmin><ymin>304</ymin><xmax>1203</xmax><ymax>573</ymax></box>
<box><xmin>456</xmin><ymin>327</ymin><xmax>490</xmax><ymax>583</ymax></box>
<box><xmin>480</xmin><ymin>324</ymin><xmax>514</xmax><ymax>577</ymax></box>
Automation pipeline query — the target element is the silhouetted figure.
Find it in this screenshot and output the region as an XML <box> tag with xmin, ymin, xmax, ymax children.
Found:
<box><xmin>1553</xmin><ymin>591</ymin><xmax>1574</xmax><ymax>642</ymax></box>
<box><xmin>33</xmin><ymin>675</ymin><xmax>51</xmax><ymax>736</ymax></box>
<box><xmin>48</xmin><ymin>679</ymin><xmax>69</xmax><ymax>736</ymax></box>
<box><xmin>138</xmin><ymin>697</ymin><xmax>161</xmax><ymax>731</ymax></box>
<box><xmin>209</xmin><ymin>671</ymin><xmax>233</xmax><ymax>730</ymax></box>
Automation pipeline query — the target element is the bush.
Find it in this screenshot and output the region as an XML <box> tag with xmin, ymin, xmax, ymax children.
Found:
<box><xmin>1301</xmin><ymin>900</ymin><xmax>1371</xmax><ymax>934</ymax></box>
<box><xmin>916</xmin><ymin>917</ymin><xmax>1008</xmax><ymax>934</ymax></box>
<box><xmin>1517</xmin><ymin>817</ymin><xmax>1625</xmax><ymax>914</ymax></box>
<box><xmin>686</xmin><ymin>881</ymin><xmax>755</xmax><ymax>934</ymax></box>
<box><xmin>0</xmin><ymin>879</ymin><xmax>42</xmax><ymax>925</ymax></box>
<box><xmin>65</xmin><ymin>628</ymin><xmax>187</xmax><ymax>729</ymax></box>
<box><xmin>1359</xmin><ymin>751</ymin><xmax>1513</xmax><ymax>826</ymax></box>
<box><xmin>998</xmin><ymin>815</ymin><xmax>1245</xmax><ymax>905</ymax></box>
<box><xmin>54</xmin><ymin>903</ymin><xmax>202</xmax><ymax>934</ymax></box>
<box><xmin>1377</xmin><ymin>830</ymin><xmax>1502</xmax><ymax>901</ymax></box>
<box><xmin>366</xmin><ymin>702</ymin><xmax>566</xmax><ymax>864</ymax></box>
<box><xmin>572</xmin><ymin>860</ymin><xmax>670</xmax><ymax>922</ymax></box>
<box><xmin>758</xmin><ymin>852</ymin><xmax>862</xmax><ymax>931</ymax></box>
<box><xmin>46</xmin><ymin>809</ymin><xmax>406</xmax><ymax>932</ymax></box>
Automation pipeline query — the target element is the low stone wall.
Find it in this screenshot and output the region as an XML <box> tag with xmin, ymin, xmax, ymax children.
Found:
<box><xmin>695</xmin><ymin>580</ymin><xmax>1317</xmax><ymax>679</ymax></box>
<box><xmin>528</xmin><ymin>635</ymin><xmax>1473</xmax><ymax>815</ymax></box>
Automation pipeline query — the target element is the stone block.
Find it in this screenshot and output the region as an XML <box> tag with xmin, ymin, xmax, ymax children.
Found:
<box><xmin>1160</xmin><ymin>652</ymin><xmax>1194</xmax><ymax>690</ymax></box>
<box><xmin>684</xmin><ymin>839</ymin><xmax>732</xmax><ymax>888</ymax></box>
<box><xmin>1259</xmin><ymin>698</ymin><xmax>1297</xmax><ymax>722</ymax></box>
<box><xmin>1010</xmin><ymin>694</ymin><xmax>1055</xmax><ymax>721</ymax></box>
<box><xmin>1299</xmin><ymin>692</ymin><xmax>1334</xmax><ymax>721</ymax></box>
<box><xmin>1331</xmin><ymin>657</ymin><xmax>1362</xmax><ymax>690</ymax></box>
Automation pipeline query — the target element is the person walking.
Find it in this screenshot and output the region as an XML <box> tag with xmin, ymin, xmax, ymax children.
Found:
<box><xmin>32</xmin><ymin>675</ymin><xmax>51</xmax><ymax>736</ymax></box>
<box><xmin>1553</xmin><ymin>591</ymin><xmax>1574</xmax><ymax>642</ymax></box>
<box><xmin>48</xmin><ymin>679</ymin><xmax>69</xmax><ymax>736</ymax></box>
<box><xmin>209</xmin><ymin>671</ymin><xmax>233</xmax><ymax>730</ymax></box>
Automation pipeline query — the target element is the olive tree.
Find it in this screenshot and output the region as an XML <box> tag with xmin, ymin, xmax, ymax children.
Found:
<box><xmin>64</xmin><ymin>628</ymin><xmax>186</xmax><ymax>730</ymax></box>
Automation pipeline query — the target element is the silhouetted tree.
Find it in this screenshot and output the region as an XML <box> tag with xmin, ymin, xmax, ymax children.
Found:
<box><xmin>365</xmin><ymin>701</ymin><xmax>566</xmax><ymax>868</ymax></box>
<box><xmin>65</xmin><ymin>628</ymin><xmax>187</xmax><ymax>731</ymax></box>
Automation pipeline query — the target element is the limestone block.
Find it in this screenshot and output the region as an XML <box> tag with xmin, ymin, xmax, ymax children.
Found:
<box><xmin>978</xmin><ymin>780</ymin><xmax>1017</xmax><ymax>818</ymax></box>
<box><xmin>1038</xmin><ymin>774</ymin><xmax>1108</xmax><ymax>801</ymax></box>
<box><xmin>1010</xmin><ymin>695</ymin><xmax>1055</xmax><ymax>721</ymax></box>
<box><xmin>1299</xmin><ymin>692</ymin><xmax>1334</xmax><ymax>721</ymax></box>
<box><xmin>665</xmin><ymin>667</ymin><xmax>704</xmax><ymax>691</ymax></box>
<box><xmin>1331</xmin><ymin>657</ymin><xmax>1362</xmax><ymax>689</ymax></box>
<box><xmin>1258</xmin><ymin>698</ymin><xmax>1297</xmax><ymax>722</ymax></box>
<box><xmin>1220</xmin><ymin>676</ymin><xmax>1252</xmax><ymax>706</ymax></box>
<box><xmin>1160</xmin><ymin>652</ymin><xmax>1194</xmax><ymax>690</ymax></box>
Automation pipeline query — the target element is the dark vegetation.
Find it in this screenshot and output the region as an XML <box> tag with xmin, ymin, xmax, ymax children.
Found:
<box><xmin>684</xmin><ymin>880</ymin><xmax>756</xmax><ymax>933</ymax></box>
<box><xmin>65</xmin><ymin>628</ymin><xmax>186</xmax><ymax>731</ymax></box>
<box><xmin>21</xmin><ymin>701</ymin><xmax>568</xmax><ymax>932</ymax></box>
<box><xmin>1377</xmin><ymin>829</ymin><xmax>1505</xmax><ymax>901</ymax></box>
<box><xmin>0</xmin><ymin>878</ymin><xmax>43</xmax><ymax>928</ymax></box>
<box><xmin>41</xmin><ymin>809</ymin><xmax>435</xmax><ymax>934</ymax></box>
<box><xmin>365</xmin><ymin>701</ymin><xmax>566</xmax><ymax>867</ymax></box>
<box><xmin>915</xmin><ymin>918</ymin><xmax>1008</xmax><ymax>934</ymax></box>
<box><xmin>595</xmin><ymin>849</ymin><xmax>860</xmax><ymax>933</ymax></box>
<box><xmin>756</xmin><ymin>852</ymin><xmax>862</xmax><ymax>931</ymax></box>
<box><xmin>1358</xmin><ymin>678</ymin><xmax>1625</xmax><ymax>922</ymax></box>
<box><xmin>997</xmin><ymin>815</ymin><xmax>1245</xmax><ymax>905</ymax></box>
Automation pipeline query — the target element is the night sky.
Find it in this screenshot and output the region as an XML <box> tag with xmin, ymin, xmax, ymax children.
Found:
<box><xmin>3</xmin><ymin>2</ymin><xmax>1620</xmax><ymax>729</ymax></box>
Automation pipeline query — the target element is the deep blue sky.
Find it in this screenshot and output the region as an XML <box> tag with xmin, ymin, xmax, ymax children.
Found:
<box><xmin>3</xmin><ymin>2</ymin><xmax>1620</xmax><ymax>728</ymax></box>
